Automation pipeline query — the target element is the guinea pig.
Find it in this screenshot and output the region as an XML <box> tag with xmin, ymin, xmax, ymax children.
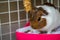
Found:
<box><xmin>28</xmin><ymin>3</ymin><xmax>60</xmax><ymax>34</ymax></box>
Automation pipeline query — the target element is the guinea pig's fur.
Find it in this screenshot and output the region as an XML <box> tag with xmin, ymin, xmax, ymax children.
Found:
<box><xmin>28</xmin><ymin>3</ymin><xmax>60</xmax><ymax>34</ymax></box>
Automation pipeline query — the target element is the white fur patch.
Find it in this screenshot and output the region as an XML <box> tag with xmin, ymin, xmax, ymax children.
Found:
<box><xmin>36</xmin><ymin>5</ymin><xmax>60</xmax><ymax>33</ymax></box>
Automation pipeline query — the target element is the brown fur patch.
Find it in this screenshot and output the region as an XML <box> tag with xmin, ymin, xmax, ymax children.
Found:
<box><xmin>30</xmin><ymin>18</ymin><xmax>47</xmax><ymax>29</ymax></box>
<box><xmin>37</xmin><ymin>7</ymin><xmax>48</xmax><ymax>16</ymax></box>
<box><xmin>43</xmin><ymin>3</ymin><xmax>56</xmax><ymax>9</ymax></box>
<box><xmin>29</xmin><ymin>7</ymin><xmax>47</xmax><ymax>29</ymax></box>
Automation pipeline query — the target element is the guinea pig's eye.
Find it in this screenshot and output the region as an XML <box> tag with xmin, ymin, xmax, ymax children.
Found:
<box><xmin>38</xmin><ymin>17</ymin><xmax>41</xmax><ymax>21</ymax></box>
<box><xmin>42</xmin><ymin>10</ymin><xmax>48</xmax><ymax>16</ymax></box>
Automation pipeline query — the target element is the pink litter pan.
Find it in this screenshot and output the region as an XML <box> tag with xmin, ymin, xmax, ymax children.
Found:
<box><xmin>16</xmin><ymin>22</ymin><xmax>60</xmax><ymax>40</ymax></box>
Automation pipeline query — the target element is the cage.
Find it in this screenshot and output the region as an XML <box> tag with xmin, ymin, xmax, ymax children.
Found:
<box><xmin>0</xmin><ymin>0</ymin><xmax>60</xmax><ymax>40</ymax></box>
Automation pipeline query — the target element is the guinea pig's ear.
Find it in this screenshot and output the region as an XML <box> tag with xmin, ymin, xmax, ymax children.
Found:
<box><xmin>28</xmin><ymin>9</ymin><xmax>34</xmax><ymax>21</ymax></box>
<box><xmin>28</xmin><ymin>10</ymin><xmax>33</xmax><ymax>18</ymax></box>
<box><xmin>28</xmin><ymin>7</ymin><xmax>37</xmax><ymax>18</ymax></box>
<box><xmin>43</xmin><ymin>2</ymin><xmax>56</xmax><ymax>9</ymax></box>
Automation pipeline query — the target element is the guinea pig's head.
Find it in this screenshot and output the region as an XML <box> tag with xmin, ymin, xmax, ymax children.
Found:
<box><xmin>28</xmin><ymin>7</ymin><xmax>48</xmax><ymax>29</ymax></box>
<box><xmin>28</xmin><ymin>3</ymin><xmax>58</xmax><ymax>31</ymax></box>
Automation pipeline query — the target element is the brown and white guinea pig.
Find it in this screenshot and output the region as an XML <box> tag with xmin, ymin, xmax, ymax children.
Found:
<box><xmin>28</xmin><ymin>3</ymin><xmax>60</xmax><ymax>34</ymax></box>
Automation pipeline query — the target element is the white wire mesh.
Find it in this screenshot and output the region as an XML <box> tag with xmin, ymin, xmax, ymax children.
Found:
<box><xmin>0</xmin><ymin>0</ymin><xmax>60</xmax><ymax>40</ymax></box>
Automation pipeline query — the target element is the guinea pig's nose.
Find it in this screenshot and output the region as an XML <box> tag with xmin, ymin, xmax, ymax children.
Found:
<box><xmin>38</xmin><ymin>17</ymin><xmax>41</xmax><ymax>21</ymax></box>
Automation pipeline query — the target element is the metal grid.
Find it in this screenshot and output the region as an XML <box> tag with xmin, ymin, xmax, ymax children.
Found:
<box><xmin>0</xmin><ymin>0</ymin><xmax>60</xmax><ymax>40</ymax></box>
